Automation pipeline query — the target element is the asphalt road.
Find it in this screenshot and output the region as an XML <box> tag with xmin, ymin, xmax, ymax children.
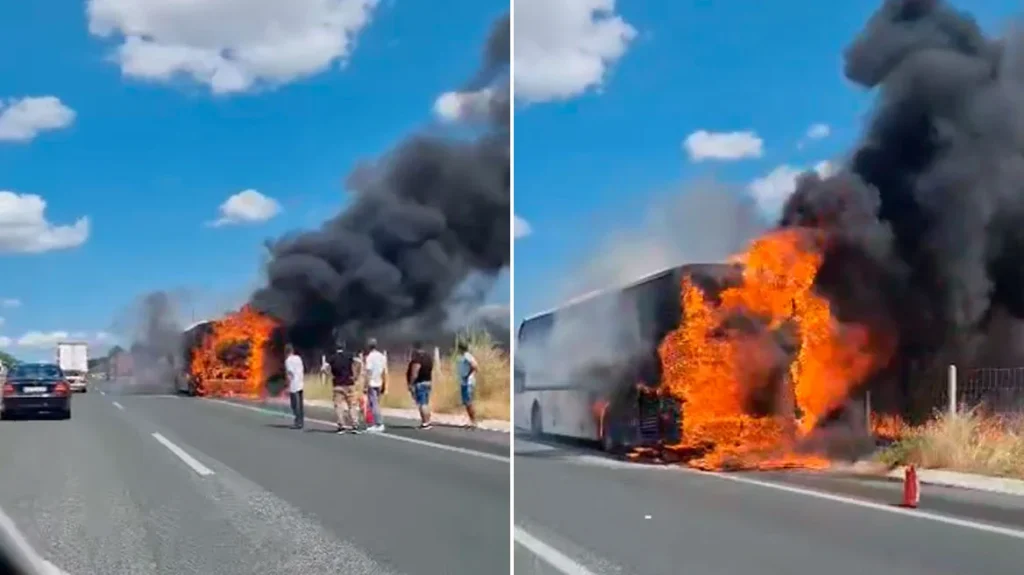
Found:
<box><xmin>514</xmin><ymin>435</ymin><xmax>1024</xmax><ymax>575</ymax></box>
<box><xmin>0</xmin><ymin>385</ymin><xmax>509</xmax><ymax>574</ymax></box>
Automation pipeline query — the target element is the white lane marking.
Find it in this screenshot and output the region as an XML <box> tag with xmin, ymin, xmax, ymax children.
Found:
<box><xmin>151</xmin><ymin>432</ymin><xmax>215</xmax><ymax>476</ymax></box>
<box><xmin>205</xmin><ymin>398</ymin><xmax>510</xmax><ymax>464</ymax></box>
<box><xmin>112</xmin><ymin>401</ymin><xmax>124</xmax><ymax>410</ymax></box>
<box><xmin>41</xmin><ymin>559</ymin><xmax>71</xmax><ymax>574</ymax></box>
<box><xmin>99</xmin><ymin>390</ymin><xmax>106</xmax><ymax>396</ymax></box>
<box><xmin>702</xmin><ymin>470</ymin><xmax>1024</xmax><ymax>540</ymax></box>
<box><xmin>514</xmin><ymin>526</ymin><xmax>600</xmax><ymax>575</ymax></box>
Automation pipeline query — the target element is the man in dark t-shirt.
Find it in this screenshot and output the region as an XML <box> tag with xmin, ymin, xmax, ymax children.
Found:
<box><xmin>406</xmin><ymin>342</ymin><xmax>433</xmax><ymax>429</ymax></box>
<box><xmin>328</xmin><ymin>344</ymin><xmax>362</xmax><ymax>434</ymax></box>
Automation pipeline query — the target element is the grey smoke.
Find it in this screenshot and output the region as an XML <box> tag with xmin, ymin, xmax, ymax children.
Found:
<box><xmin>251</xmin><ymin>14</ymin><xmax>510</xmax><ymax>350</ymax></box>
<box><xmin>560</xmin><ymin>181</ymin><xmax>764</xmax><ymax>298</ymax></box>
<box><xmin>113</xmin><ymin>291</ymin><xmax>187</xmax><ymax>393</ymax></box>
<box><xmin>518</xmin><ymin>182</ymin><xmax>763</xmax><ymax>395</ymax></box>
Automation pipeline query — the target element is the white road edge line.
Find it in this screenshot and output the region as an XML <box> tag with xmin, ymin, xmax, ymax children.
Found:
<box><xmin>514</xmin><ymin>526</ymin><xmax>599</xmax><ymax>575</ymax></box>
<box><xmin>112</xmin><ymin>401</ymin><xmax>124</xmax><ymax>410</ymax></box>
<box><xmin>206</xmin><ymin>398</ymin><xmax>509</xmax><ymax>464</ymax></box>
<box><xmin>703</xmin><ymin>470</ymin><xmax>1024</xmax><ymax>540</ymax></box>
<box><xmin>151</xmin><ymin>432</ymin><xmax>215</xmax><ymax>476</ymax></box>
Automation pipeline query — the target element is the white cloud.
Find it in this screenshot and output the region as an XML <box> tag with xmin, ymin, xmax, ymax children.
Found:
<box><xmin>433</xmin><ymin>89</ymin><xmax>496</xmax><ymax>123</ymax></box>
<box><xmin>210</xmin><ymin>189</ymin><xmax>281</xmax><ymax>227</ymax></box>
<box><xmin>0</xmin><ymin>191</ymin><xmax>90</xmax><ymax>253</ymax></box>
<box><xmin>748</xmin><ymin>161</ymin><xmax>835</xmax><ymax>217</ymax></box>
<box><xmin>86</xmin><ymin>0</ymin><xmax>380</xmax><ymax>94</ymax></box>
<box><xmin>0</xmin><ymin>97</ymin><xmax>76</xmax><ymax>142</ymax></box>
<box><xmin>5</xmin><ymin>330</ymin><xmax>113</xmax><ymax>349</ymax></box>
<box><xmin>684</xmin><ymin>130</ymin><xmax>764</xmax><ymax>162</ymax></box>
<box><xmin>806</xmin><ymin>123</ymin><xmax>831</xmax><ymax>140</ymax></box>
<box><xmin>15</xmin><ymin>331</ymin><xmax>69</xmax><ymax>348</ymax></box>
<box><xmin>514</xmin><ymin>0</ymin><xmax>636</xmax><ymax>102</ymax></box>
<box><xmin>0</xmin><ymin>299</ymin><xmax>20</xmax><ymax>309</ymax></box>
<box><xmin>514</xmin><ymin>214</ymin><xmax>532</xmax><ymax>239</ymax></box>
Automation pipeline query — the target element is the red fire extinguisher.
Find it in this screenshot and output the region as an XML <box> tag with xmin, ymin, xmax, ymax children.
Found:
<box><xmin>902</xmin><ymin>465</ymin><xmax>920</xmax><ymax>508</ymax></box>
<box><xmin>363</xmin><ymin>394</ymin><xmax>374</xmax><ymax>426</ymax></box>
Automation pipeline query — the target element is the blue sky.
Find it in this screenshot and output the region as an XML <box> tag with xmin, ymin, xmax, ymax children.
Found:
<box><xmin>0</xmin><ymin>0</ymin><xmax>508</xmax><ymax>361</ymax></box>
<box><xmin>513</xmin><ymin>0</ymin><xmax>1021</xmax><ymax>326</ymax></box>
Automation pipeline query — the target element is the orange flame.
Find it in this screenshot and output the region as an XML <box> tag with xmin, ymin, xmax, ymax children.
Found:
<box><xmin>659</xmin><ymin>229</ymin><xmax>892</xmax><ymax>470</ymax></box>
<box><xmin>190</xmin><ymin>305</ymin><xmax>276</xmax><ymax>398</ymax></box>
<box><xmin>870</xmin><ymin>413</ymin><xmax>906</xmax><ymax>441</ymax></box>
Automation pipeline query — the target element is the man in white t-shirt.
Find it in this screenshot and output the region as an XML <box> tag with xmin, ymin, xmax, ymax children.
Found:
<box><xmin>363</xmin><ymin>338</ymin><xmax>388</xmax><ymax>432</ymax></box>
<box><xmin>284</xmin><ymin>344</ymin><xmax>305</xmax><ymax>429</ymax></box>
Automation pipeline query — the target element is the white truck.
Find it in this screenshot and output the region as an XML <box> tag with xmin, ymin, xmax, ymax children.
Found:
<box><xmin>56</xmin><ymin>342</ymin><xmax>89</xmax><ymax>393</ymax></box>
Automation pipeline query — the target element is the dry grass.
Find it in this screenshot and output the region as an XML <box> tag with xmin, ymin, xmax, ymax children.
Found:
<box><xmin>877</xmin><ymin>408</ymin><xmax>1024</xmax><ymax>479</ymax></box>
<box><xmin>300</xmin><ymin>331</ymin><xmax>510</xmax><ymax>420</ymax></box>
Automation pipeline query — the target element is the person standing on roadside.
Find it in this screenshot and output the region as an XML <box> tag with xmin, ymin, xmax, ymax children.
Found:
<box><xmin>406</xmin><ymin>342</ymin><xmax>433</xmax><ymax>429</ymax></box>
<box><xmin>284</xmin><ymin>344</ymin><xmax>305</xmax><ymax>430</ymax></box>
<box><xmin>456</xmin><ymin>341</ymin><xmax>479</xmax><ymax>429</ymax></box>
<box><xmin>327</xmin><ymin>341</ymin><xmax>362</xmax><ymax>434</ymax></box>
<box><xmin>363</xmin><ymin>338</ymin><xmax>388</xmax><ymax>432</ymax></box>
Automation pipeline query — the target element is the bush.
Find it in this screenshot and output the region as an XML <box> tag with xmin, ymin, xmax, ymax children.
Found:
<box><xmin>877</xmin><ymin>408</ymin><xmax>1024</xmax><ymax>479</ymax></box>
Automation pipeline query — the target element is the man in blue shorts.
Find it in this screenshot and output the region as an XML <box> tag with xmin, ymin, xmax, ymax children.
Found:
<box><xmin>406</xmin><ymin>342</ymin><xmax>433</xmax><ymax>429</ymax></box>
<box><xmin>456</xmin><ymin>341</ymin><xmax>479</xmax><ymax>429</ymax></box>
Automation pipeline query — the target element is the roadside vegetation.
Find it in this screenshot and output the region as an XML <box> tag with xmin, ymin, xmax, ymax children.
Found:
<box><xmin>303</xmin><ymin>330</ymin><xmax>510</xmax><ymax>420</ymax></box>
<box><xmin>877</xmin><ymin>408</ymin><xmax>1024</xmax><ymax>480</ymax></box>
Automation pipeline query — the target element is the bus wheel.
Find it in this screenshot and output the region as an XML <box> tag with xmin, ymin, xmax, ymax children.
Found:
<box><xmin>600</xmin><ymin>419</ymin><xmax>617</xmax><ymax>453</ymax></box>
<box><xmin>530</xmin><ymin>402</ymin><xmax>543</xmax><ymax>437</ymax></box>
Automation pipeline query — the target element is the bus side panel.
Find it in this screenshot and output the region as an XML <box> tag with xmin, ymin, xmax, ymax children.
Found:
<box><xmin>545</xmin><ymin>389</ymin><xmax>600</xmax><ymax>440</ymax></box>
<box><xmin>513</xmin><ymin>389</ymin><xmax>534</xmax><ymax>431</ymax></box>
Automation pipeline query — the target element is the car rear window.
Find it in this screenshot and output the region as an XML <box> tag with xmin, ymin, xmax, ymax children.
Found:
<box><xmin>8</xmin><ymin>364</ymin><xmax>62</xmax><ymax>379</ymax></box>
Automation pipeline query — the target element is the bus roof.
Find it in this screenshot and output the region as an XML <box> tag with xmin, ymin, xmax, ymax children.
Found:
<box><xmin>519</xmin><ymin>261</ymin><xmax>730</xmax><ymax>326</ymax></box>
<box><xmin>184</xmin><ymin>319</ymin><xmax>216</xmax><ymax>332</ymax></box>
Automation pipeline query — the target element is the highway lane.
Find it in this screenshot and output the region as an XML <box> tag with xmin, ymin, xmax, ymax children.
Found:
<box><xmin>0</xmin><ymin>388</ymin><xmax>509</xmax><ymax>574</ymax></box>
<box><xmin>218</xmin><ymin>395</ymin><xmax>511</xmax><ymax>459</ymax></box>
<box><xmin>514</xmin><ymin>436</ymin><xmax>1024</xmax><ymax>575</ymax></box>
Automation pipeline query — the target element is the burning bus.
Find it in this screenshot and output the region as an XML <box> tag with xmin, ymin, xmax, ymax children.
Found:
<box><xmin>174</xmin><ymin>319</ymin><xmax>214</xmax><ymax>395</ymax></box>
<box><xmin>517</xmin><ymin>229</ymin><xmax>894</xmax><ymax>469</ymax></box>
<box><xmin>175</xmin><ymin>306</ymin><xmax>279</xmax><ymax>398</ymax></box>
<box><xmin>514</xmin><ymin>262</ymin><xmax>742</xmax><ymax>454</ymax></box>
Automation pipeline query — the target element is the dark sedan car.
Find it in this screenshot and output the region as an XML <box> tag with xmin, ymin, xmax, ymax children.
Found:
<box><xmin>1</xmin><ymin>363</ymin><xmax>71</xmax><ymax>420</ymax></box>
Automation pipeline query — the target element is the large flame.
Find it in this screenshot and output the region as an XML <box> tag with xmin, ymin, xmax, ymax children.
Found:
<box><xmin>659</xmin><ymin>229</ymin><xmax>891</xmax><ymax>470</ymax></box>
<box><xmin>190</xmin><ymin>305</ymin><xmax>276</xmax><ymax>398</ymax></box>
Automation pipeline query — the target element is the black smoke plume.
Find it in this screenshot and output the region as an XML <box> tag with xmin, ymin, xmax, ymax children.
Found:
<box><xmin>780</xmin><ymin>0</ymin><xmax>1024</xmax><ymax>414</ymax></box>
<box><xmin>251</xmin><ymin>14</ymin><xmax>510</xmax><ymax>351</ymax></box>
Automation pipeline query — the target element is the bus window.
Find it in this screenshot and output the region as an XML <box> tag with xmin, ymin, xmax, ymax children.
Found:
<box><xmin>518</xmin><ymin>313</ymin><xmax>554</xmax><ymax>345</ymax></box>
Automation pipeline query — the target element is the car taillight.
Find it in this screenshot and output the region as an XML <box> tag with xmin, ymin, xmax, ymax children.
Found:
<box><xmin>54</xmin><ymin>382</ymin><xmax>69</xmax><ymax>395</ymax></box>
<box><xmin>2</xmin><ymin>384</ymin><xmax>14</xmax><ymax>396</ymax></box>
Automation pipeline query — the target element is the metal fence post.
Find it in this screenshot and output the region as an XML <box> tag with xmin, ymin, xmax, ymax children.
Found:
<box><xmin>948</xmin><ymin>364</ymin><xmax>957</xmax><ymax>416</ymax></box>
<box><xmin>865</xmin><ymin>390</ymin><xmax>872</xmax><ymax>432</ymax></box>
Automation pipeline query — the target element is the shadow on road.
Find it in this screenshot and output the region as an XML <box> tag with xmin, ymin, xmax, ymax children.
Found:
<box><xmin>0</xmin><ymin>412</ymin><xmax>68</xmax><ymax>422</ymax></box>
